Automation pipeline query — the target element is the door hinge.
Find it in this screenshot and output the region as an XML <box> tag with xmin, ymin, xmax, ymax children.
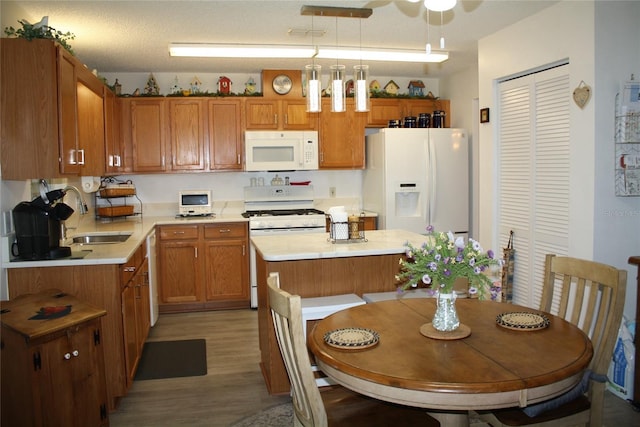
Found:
<box><xmin>100</xmin><ymin>403</ymin><xmax>108</xmax><ymax>420</ymax></box>
<box><xmin>94</xmin><ymin>329</ymin><xmax>101</xmax><ymax>346</ymax></box>
<box><xmin>33</xmin><ymin>351</ymin><xmax>42</xmax><ymax>371</ymax></box>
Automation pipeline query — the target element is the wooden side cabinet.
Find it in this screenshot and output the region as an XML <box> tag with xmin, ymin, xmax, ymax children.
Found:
<box><xmin>1</xmin><ymin>290</ymin><xmax>109</xmax><ymax>427</ymax></box>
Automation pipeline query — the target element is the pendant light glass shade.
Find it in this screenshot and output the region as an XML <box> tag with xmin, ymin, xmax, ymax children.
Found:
<box><xmin>354</xmin><ymin>65</ymin><xmax>369</xmax><ymax>112</ymax></box>
<box><xmin>305</xmin><ymin>64</ymin><xmax>322</xmax><ymax>113</ymax></box>
<box><xmin>330</xmin><ymin>64</ymin><xmax>346</xmax><ymax>113</ymax></box>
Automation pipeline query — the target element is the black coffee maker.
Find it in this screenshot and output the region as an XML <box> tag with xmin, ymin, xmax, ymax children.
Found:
<box><xmin>12</xmin><ymin>189</ymin><xmax>75</xmax><ymax>260</ymax></box>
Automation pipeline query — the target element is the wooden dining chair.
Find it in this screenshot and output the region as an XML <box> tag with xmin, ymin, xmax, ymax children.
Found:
<box><xmin>267</xmin><ymin>272</ymin><xmax>440</xmax><ymax>427</ymax></box>
<box><xmin>481</xmin><ymin>254</ymin><xmax>627</xmax><ymax>427</ymax></box>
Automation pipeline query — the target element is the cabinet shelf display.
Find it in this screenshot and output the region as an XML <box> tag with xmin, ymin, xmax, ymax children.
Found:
<box><xmin>615</xmin><ymin>83</ymin><xmax>640</xmax><ymax>197</ymax></box>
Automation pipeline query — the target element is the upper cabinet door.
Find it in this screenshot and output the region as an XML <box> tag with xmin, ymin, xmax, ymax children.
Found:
<box><xmin>57</xmin><ymin>52</ymin><xmax>80</xmax><ymax>175</ymax></box>
<box><xmin>168</xmin><ymin>99</ymin><xmax>206</xmax><ymax>171</ymax></box>
<box><xmin>129</xmin><ymin>98</ymin><xmax>167</xmax><ymax>172</ymax></box>
<box><xmin>208</xmin><ymin>99</ymin><xmax>243</xmax><ymax>170</ymax></box>
<box><xmin>319</xmin><ymin>99</ymin><xmax>366</xmax><ymax>169</ymax></box>
<box><xmin>245</xmin><ymin>99</ymin><xmax>279</xmax><ymax>130</ymax></box>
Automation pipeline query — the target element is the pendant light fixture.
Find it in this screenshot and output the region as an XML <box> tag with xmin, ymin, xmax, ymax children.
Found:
<box><xmin>305</xmin><ymin>15</ymin><xmax>321</xmax><ymax>112</ymax></box>
<box><xmin>330</xmin><ymin>17</ymin><xmax>345</xmax><ymax>113</ymax></box>
<box><xmin>353</xmin><ymin>18</ymin><xmax>369</xmax><ymax>112</ymax></box>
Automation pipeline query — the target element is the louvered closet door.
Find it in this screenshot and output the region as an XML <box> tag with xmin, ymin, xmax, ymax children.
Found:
<box><xmin>498</xmin><ymin>64</ymin><xmax>570</xmax><ymax>310</ymax></box>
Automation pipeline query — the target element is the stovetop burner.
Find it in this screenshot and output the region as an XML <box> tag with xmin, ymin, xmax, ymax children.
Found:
<box><xmin>242</xmin><ymin>208</ymin><xmax>325</xmax><ymax>218</ymax></box>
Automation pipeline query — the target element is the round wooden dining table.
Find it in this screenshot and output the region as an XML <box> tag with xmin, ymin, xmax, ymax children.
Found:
<box><xmin>308</xmin><ymin>298</ymin><xmax>593</xmax><ymax>427</ymax></box>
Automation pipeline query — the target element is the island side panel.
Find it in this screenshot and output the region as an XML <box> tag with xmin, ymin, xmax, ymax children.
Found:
<box><xmin>256</xmin><ymin>251</ymin><xmax>404</xmax><ymax>394</ymax></box>
<box><xmin>7</xmin><ymin>265</ymin><xmax>126</xmax><ymax>410</ymax></box>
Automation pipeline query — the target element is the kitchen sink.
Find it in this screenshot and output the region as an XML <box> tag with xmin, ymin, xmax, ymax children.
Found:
<box><xmin>71</xmin><ymin>232</ymin><xmax>133</xmax><ymax>245</ymax></box>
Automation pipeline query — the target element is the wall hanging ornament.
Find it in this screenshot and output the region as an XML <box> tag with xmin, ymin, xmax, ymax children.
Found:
<box><xmin>573</xmin><ymin>80</ymin><xmax>592</xmax><ymax>109</ymax></box>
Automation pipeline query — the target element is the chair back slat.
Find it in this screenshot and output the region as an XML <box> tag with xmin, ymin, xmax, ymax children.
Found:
<box><xmin>268</xmin><ymin>272</ymin><xmax>328</xmax><ymax>427</ymax></box>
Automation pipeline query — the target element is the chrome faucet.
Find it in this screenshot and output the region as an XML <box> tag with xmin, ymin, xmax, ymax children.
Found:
<box><xmin>60</xmin><ymin>185</ymin><xmax>88</xmax><ymax>243</ymax></box>
<box><xmin>63</xmin><ymin>185</ymin><xmax>89</xmax><ymax>214</ymax></box>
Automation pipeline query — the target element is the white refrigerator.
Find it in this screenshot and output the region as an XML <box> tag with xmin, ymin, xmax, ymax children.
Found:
<box><xmin>363</xmin><ymin>128</ymin><xmax>469</xmax><ymax>236</ymax></box>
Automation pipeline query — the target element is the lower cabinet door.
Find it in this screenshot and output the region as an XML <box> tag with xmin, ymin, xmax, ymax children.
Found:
<box><xmin>203</xmin><ymin>239</ymin><xmax>248</xmax><ymax>301</ymax></box>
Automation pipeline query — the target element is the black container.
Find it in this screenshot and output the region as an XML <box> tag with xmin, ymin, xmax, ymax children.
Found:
<box><xmin>418</xmin><ymin>113</ymin><xmax>431</xmax><ymax>128</ymax></box>
<box><xmin>403</xmin><ymin>116</ymin><xmax>417</xmax><ymax>128</ymax></box>
<box><xmin>432</xmin><ymin>110</ymin><xmax>445</xmax><ymax>128</ymax></box>
<box><xmin>388</xmin><ymin>119</ymin><xmax>401</xmax><ymax>128</ymax></box>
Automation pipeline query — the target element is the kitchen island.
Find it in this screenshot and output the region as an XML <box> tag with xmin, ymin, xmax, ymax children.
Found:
<box><xmin>252</xmin><ymin>229</ymin><xmax>428</xmax><ymax>394</ymax></box>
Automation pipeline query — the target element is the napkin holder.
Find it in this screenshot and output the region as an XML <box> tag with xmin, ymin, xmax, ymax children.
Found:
<box><xmin>327</xmin><ymin>213</ymin><xmax>367</xmax><ymax>244</ymax></box>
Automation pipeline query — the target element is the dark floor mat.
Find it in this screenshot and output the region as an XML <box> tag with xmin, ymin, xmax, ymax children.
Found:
<box><xmin>135</xmin><ymin>339</ymin><xmax>207</xmax><ymax>381</ymax></box>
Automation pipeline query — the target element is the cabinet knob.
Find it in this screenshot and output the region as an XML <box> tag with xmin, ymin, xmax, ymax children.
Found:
<box><xmin>64</xmin><ymin>353</ymin><xmax>71</xmax><ymax>360</ymax></box>
<box><xmin>219</xmin><ymin>229</ymin><xmax>231</xmax><ymax>233</ymax></box>
<box><xmin>72</xmin><ymin>350</ymin><xmax>79</xmax><ymax>357</ymax></box>
<box><xmin>124</xmin><ymin>266</ymin><xmax>136</xmax><ymax>272</ymax></box>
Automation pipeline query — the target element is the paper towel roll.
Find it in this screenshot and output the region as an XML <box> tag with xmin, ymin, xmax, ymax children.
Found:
<box><xmin>81</xmin><ymin>176</ymin><xmax>100</xmax><ymax>193</ymax></box>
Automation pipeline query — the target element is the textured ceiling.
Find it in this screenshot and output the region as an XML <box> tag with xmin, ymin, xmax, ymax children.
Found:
<box><xmin>1</xmin><ymin>1</ymin><xmax>558</xmax><ymax>78</ymax></box>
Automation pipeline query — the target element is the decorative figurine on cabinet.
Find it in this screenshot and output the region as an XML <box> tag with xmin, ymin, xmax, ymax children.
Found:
<box><xmin>408</xmin><ymin>80</ymin><xmax>425</xmax><ymax>97</ymax></box>
<box><xmin>345</xmin><ymin>79</ymin><xmax>355</xmax><ymax>96</ymax></box>
<box><xmin>369</xmin><ymin>80</ymin><xmax>382</xmax><ymax>94</ymax></box>
<box><xmin>218</xmin><ymin>76</ymin><xmax>232</xmax><ymax>94</ymax></box>
<box><xmin>144</xmin><ymin>73</ymin><xmax>160</xmax><ymax>95</ymax></box>
<box><xmin>190</xmin><ymin>76</ymin><xmax>202</xmax><ymax>94</ymax></box>
<box><xmin>170</xmin><ymin>76</ymin><xmax>181</xmax><ymax>95</ymax></box>
<box><xmin>244</xmin><ymin>77</ymin><xmax>257</xmax><ymax>95</ymax></box>
<box><xmin>384</xmin><ymin>80</ymin><xmax>399</xmax><ymax>95</ymax></box>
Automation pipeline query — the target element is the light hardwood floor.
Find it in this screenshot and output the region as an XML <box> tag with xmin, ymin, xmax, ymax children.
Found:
<box><xmin>109</xmin><ymin>309</ymin><xmax>640</xmax><ymax>427</ymax></box>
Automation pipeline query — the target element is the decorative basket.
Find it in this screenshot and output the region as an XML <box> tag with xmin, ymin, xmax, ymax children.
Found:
<box><xmin>97</xmin><ymin>205</ymin><xmax>134</xmax><ymax>217</ymax></box>
<box><xmin>100</xmin><ymin>186</ymin><xmax>136</xmax><ymax>197</ymax></box>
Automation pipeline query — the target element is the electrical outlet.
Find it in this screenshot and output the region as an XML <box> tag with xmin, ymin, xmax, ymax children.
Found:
<box><xmin>329</xmin><ymin>187</ymin><xmax>336</xmax><ymax>198</ymax></box>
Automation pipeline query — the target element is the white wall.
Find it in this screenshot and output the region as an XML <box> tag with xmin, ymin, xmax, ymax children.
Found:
<box><xmin>477</xmin><ymin>0</ymin><xmax>640</xmax><ymax>320</ymax></box>
<box><xmin>441</xmin><ymin>65</ymin><xmax>479</xmax><ymax>237</ymax></box>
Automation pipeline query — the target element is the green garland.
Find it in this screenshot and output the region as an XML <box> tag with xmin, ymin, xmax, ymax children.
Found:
<box><xmin>4</xmin><ymin>19</ymin><xmax>75</xmax><ymax>55</ymax></box>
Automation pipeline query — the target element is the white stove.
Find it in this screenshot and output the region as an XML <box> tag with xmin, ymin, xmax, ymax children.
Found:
<box><xmin>243</xmin><ymin>185</ymin><xmax>326</xmax><ymax>307</ymax></box>
<box><xmin>243</xmin><ymin>186</ymin><xmax>326</xmax><ymax>233</ymax></box>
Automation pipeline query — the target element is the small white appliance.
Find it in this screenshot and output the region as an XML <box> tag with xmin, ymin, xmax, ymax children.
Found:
<box><xmin>244</xmin><ymin>130</ymin><xmax>319</xmax><ymax>171</ymax></box>
<box><xmin>363</xmin><ymin>128</ymin><xmax>469</xmax><ymax>237</ymax></box>
<box><xmin>243</xmin><ymin>185</ymin><xmax>325</xmax><ymax>308</ymax></box>
<box><xmin>178</xmin><ymin>189</ymin><xmax>213</xmax><ymax>216</ymax></box>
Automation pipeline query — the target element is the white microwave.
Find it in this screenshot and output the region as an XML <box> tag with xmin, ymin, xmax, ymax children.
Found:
<box><xmin>244</xmin><ymin>131</ymin><xmax>319</xmax><ymax>172</ymax></box>
<box><xmin>178</xmin><ymin>190</ymin><xmax>213</xmax><ymax>216</ymax></box>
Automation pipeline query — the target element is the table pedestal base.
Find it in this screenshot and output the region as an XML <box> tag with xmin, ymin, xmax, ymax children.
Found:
<box><xmin>427</xmin><ymin>410</ymin><xmax>469</xmax><ymax>427</ymax></box>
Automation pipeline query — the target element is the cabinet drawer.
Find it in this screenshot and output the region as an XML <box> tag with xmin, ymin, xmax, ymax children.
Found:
<box><xmin>204</xmin><ymin>223</ymin><xmax>246</xmax><ymax>239</ymax></box>
<box><xmin>159</xmin><ymin>225</ymin><xmax>199</xmax><ymax>240</ymax></box>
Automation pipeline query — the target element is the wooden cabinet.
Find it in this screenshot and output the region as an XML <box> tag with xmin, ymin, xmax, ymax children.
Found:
<box><xmin>158</xmin><ymin>224</ymin><xmax>201</xmax><ymax>305</ymax></box>
<box><xmin>319</xmin><ymin>98</ymin><xmax>368</xmax><ymax>169</ymax></box>
<box><xmin>168</xmin><ymin>98</ymin><xmax>207</xmax><ymax>171</ymax></box>
<box><xmin>104</xmin><ymin>87</ymin><xmax>124</xmax><ymax>173</ymax></box>
<box><xmin>367</xmin><ymin>98</ymin><xmax>451</xmax><ymax>128</ymax></box>
<box><xmin>208</xmin><ymin>98</ymin><xmax>243</xmax><ymax>170</ymax></box>
<box><xmin>158</xmin><ymin>222</ymin><xmax>249</xmax><ymax>313</ymax></box>
<box><xmin>1</xmin><ymin>38</ymin><xmax>107</xmax><ymax>179</ymax></box>
<box><xmin>203</xmin><ymin>223</ymin><xmax>249</xmax><ymax>302</ymax></box>
<box><xmin>120</xmin><ymin>243</ymin><xmax>150</xmax><ymax>384</ymax></box>
<box><xmin>1</xmin><ymin>290</ymin><xmax>109</xmax><ymax>427</ymax></box>
<box><xmin>6</xmin><ymin>241</ymin><xmax>150</xmax><ymax>410</ymax></box>
<box><xmin>245</xmin><ymin>99</ymin><xmax>317</xmax><ymax>130</ymax></box>
<box><xmin>123</xmin><ymin>97</ymin><xmax>168</xmax><ymax>172</ymax></box>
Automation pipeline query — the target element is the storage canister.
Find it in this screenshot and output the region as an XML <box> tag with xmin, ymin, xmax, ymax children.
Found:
<box><xmin>432</xmin><ymin>110</ymin><xmax>445</xmax><ymax>128</ymax></box>
<box><xmin>418</xmin><ymin>113</ymin><xmax>431</xmax><ymax>128</ymax></box>
<box><xmin>403</xmin><ymin>116</ymin><xmax>417</xmax><ymax>128</ymax></box>
<box><xmin>388</xmin><ymin>119</ymin><xmax>401</xmax><ymax>128</ymax></box>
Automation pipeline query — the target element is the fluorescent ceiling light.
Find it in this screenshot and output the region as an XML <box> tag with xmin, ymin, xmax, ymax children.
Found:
<box><xmin>317</xmin><ymin>46</ymin><xmax>448</xmax><ymax>63</ymax></box>
<box><xmin>169</xmin><ymin>43</ymin><xmax>316</xmax><ymax>58</ymax></box>
<box><xmin>169</xmin><ymin>43</ymin><xmax>448</xmax><ymax>63</ymax></box>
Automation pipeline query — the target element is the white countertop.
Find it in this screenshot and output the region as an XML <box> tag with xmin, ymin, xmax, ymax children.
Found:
<box><xmin>251</xmin><ymin>229</ymin><xmax>427</xmax><ymax>261</ymax></box>
<box><xmin>2</xmin><ymin>214</ymin><xmax>248</xmax><ymax>268</ymax></box>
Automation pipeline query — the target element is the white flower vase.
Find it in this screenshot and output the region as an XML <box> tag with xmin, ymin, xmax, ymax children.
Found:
<box><xmin>432</xmin><ymin>291</ymin><xmax>460</xmax><ymax>332</ymax></box>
